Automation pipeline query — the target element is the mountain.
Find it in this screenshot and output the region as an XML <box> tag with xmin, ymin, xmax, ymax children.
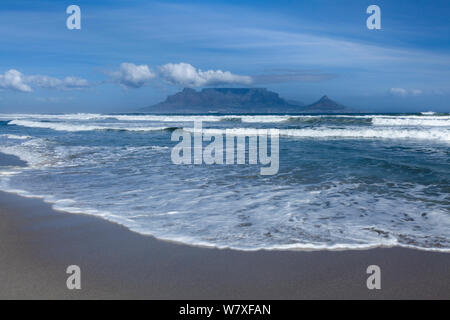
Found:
<box><xmin>141</xmin><ymin>88</ymin><xmax>304</xmax><ymax>113</ymax></box>
<box><xmin>140</xmin><ymin>88</ymin><xmax>356</xmax><ymax>113</ymax></box>
<box><xmin>302</xmin><ymin>95</ymin><xmax>355</xmax><ymax>113</ymax></box>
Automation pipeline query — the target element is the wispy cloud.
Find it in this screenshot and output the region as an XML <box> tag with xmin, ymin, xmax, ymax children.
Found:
<box><xmin>252</xmin><ymin>70</ymin><xmax>336</xmax><ymax>84</ymax></box>
<box><xmin>390</xmin><ymin>88</ymin><xmax>423</xmax><ymax>96</ymax></box>
<box><xmin>27</xmin><ymin>75</ymin><xmax>90</xmax><ymax>90</ymax></box>
<box><xmin>36</xmin><ymin>96</ymin><xmax>73</xmax><ymax>103</ymax></box>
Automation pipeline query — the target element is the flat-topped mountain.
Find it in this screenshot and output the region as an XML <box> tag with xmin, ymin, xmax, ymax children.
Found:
<box><xmin>140</xmin><ymin>88</ymin><xmax>356</xmax><ymax>113</ymax></box>
<box><xmin>142</xmin><ymin>88</ymin><xmax>300</xmax><ymax>113</ymax></box>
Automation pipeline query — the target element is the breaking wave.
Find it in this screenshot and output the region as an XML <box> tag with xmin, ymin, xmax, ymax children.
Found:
<box><xmin>184</xmin><ymin>127</ymin><xmax>450</xmax><ymax>143</ymax></box>
<box><xmin>8</xmin><ymin>120</ymin><xmax>175</xmax><ymax>132</ymax></box>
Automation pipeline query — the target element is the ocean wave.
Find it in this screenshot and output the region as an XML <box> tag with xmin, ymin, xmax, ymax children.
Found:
<box><xmin>372</xmin><ymin>118</ymin><xmax>450</xmax><ymax>127</ymax></box>
<box><xmin>0</xmin><ymin>134</ymin><xmax>32</xmax><ymax>140</ymax></box>
<box><xmin>6</xmin><ymin>117</ymin><xmax>450</xmax><ymax>141</ymax></box>
<box><xmin>0</xmin><ymin>139</ymin><xmax>171</xmax><ymax>169</ymax></box>
<box><xmin>0</xmin><ymin>113</ymin><xmax>289</xmax><ymax>123</ymax></box>
<box><xmin>8</xmin><ymin>120</ymin><xmax>175</xmax><ymax>132</ymax></box>
<box><xmin>1</xmin><ymin>113</ymin><xmax>450</xmax><ymax>124</ymax></box>
<box><xmin>184</xmin><ymin>127</ymin><xmax>450</xmax><ymax>142</ymax></box>
<box><xmin>334</xmin><ymin>115</ymin><xmax>450</xmax><ymax>120</ymax></box>
<box><xmin>0</xmin><ymin>138</ymin><xmax>54</xmax><ymax>167</ymax></box>
<box><xmin>2</xmin><ymin>112</ymin><xmax>449</xmax><ymax>253</ymax></box>
<box><xmin>0</xmin><ymin>113</ymin><xmax>104</xmax><ymax>121</ymax></box>
<box><xmin>0</xmin><ymin>113</ymin><xmax>227</xmax><ymax>122</ymax></box>
<box><xmin>1</xmin><ymin>127</ymin><xmax>449</xmax><ymax>252</ymax></box>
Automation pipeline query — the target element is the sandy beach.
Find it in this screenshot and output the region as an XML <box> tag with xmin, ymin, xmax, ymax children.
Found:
<box><xmin>0</xmin><ymin>153</ymin><xmax>449</xmax><ymax>299</ymax></box>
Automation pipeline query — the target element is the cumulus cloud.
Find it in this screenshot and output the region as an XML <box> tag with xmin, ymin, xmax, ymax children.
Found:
<box><xmin>0</xmin><ymin>69</ymin><xmax>91</xmax><ymax>92</ymax></box>
<box><xmin>108</xmin><ymin>63</ymin><xmax>156</xmax><ymax>88</ymax></box>
<box><xmin>0</xmin><ymin>69</ymin><xmax>33</xmax><ymax>92</ymax></box>
<box><xmin>158</xmin><ymin>62</ymin><xmax>253</xmax><ymax>87</ymax></box>
<box><xmin>390</xmin><ymin>87</ymin><xmax>422</xmax><ymax>96</ymax></box>
<box><xmin>2</xmin><ymin>63</ymin><xmax>253</xmax><ymax>92</ymax></box>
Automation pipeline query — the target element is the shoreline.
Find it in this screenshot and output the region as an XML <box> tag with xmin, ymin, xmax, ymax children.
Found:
<box><xmin>3</xmin><ymin>186</ymin><xmax>450</xmax><ymax>254</ymax></box>
<box><xmin>0</xmin><ymin>153</ymin><xmax>449</xmax><ymax>299</ymax></box>
<box><xmin>4</xmin><ymin>185</ymin><xmax>441</xmax><ymax>254</ymax></box>
<box><xmin>1</xmin><ymin>154</ymin><xmax>447</xmax><ymax>255</ymax></box>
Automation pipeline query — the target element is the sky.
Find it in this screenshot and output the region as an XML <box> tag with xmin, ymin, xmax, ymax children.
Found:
<box><xmin>0</xmin><ymin>0</ymin><xmax>449</xmax><ymax>113</ymax></box>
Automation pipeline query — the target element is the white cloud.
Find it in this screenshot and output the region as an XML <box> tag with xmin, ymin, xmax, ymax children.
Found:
<box><xmin>27</xmin><ymin>75</ymin><xmax>90</xmax><ymax>90</ymax></box>
<box><xmin>390</xmin><ymin>88</ymin><xmax>422</xmax><ymax>96</ymax></box>
<box><xmin>0</xmin><ymin>69</ymin><xmax>33</xmax><ymax>92</ymax></box>
<box><xmin>158</xmin><ymin>62</ymin><xmax>253</xmax><ymax>87</ymax></box>
<box><xmin>0</xmin><ymin>69</ymin><xmax>91</xmax><ymax>92</ymax></box>
<box><xmin>109</xmin><ymin>63</ymin><xmax>156</xmax><ymax>88</ymax></box>
<box><xmin>390</xmin><ymin>88</ymin><xmax>408</xmax><ymax>96</ymax></box>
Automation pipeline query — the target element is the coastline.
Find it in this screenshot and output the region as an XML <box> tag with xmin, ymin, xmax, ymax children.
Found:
<box><xmin>0</xmin><ymin>153</ymin><xmax>449</xmax><ymax>299</ymax></box>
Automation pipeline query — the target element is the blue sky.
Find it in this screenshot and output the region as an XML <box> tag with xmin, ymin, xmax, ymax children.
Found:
<box><xmin>0</xmin><ymin>0</ymin><xmax>449</xmax><ymax>113</ymax></box>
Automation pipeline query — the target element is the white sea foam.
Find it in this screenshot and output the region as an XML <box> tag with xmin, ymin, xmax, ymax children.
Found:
<box><xmin>2</xmin><ymin>112</ymin><xmax>449</xmax><ymax>252</ymax></box>
<box><xmin>238</xmin><ymin>115</ymin><xmax>291</xmax><ymax>123</ymax></box>
<box><xmin>3</xmin><ymin>114</ymin><xmax>288</xmax><ymax>123</ymax></box>
<box><xmin>334</xmin><ymin>115</ymin><xmax>450</xmax><ymax>120</ymax></box>
<box><xmin>112</xmin><ymin>115</ymin><xmax>227</xmax><ymax>122</ymax></box>
<box><xmin>2</xmin><ymin>113</ymin><xmax>450</xmax><ymax>124</ymax></box>
<box><xmin>184</xmin><ymin>127</ymin><xmax>450</xmax><ymax>142</ymax></box>
<box><xmin>0</xmin><ymin>113</ymin><xmax>104</xmax><ymax>121</ymax></box>
<box><xmin>0</xmin><ymin>170</ymin><xmax>21</xmax><ymax>176</ymax></box>
<box><xmin>0</xmin><ymin>134</ymin><xmax>32</xmax><ymax>140</ymax></box>
<box><xmin>0</xmin><ymin>139</ymin><xmax>50</xmax><ymax>167</ymax></box>
<box><xmin>1</xmin><ymin>182</ymin><xmax>448</xmax><ymax>253</ymax></box>
<box><xmin>372</xmin><ymin>117</ymin><xmax>450</xmax><ymax>127</ymax></box>
<box><xmin>0</xmin><ymin>138</ymin><xmax>170</xmax><ymax>170</ymax></box>
<box><xmin>8</xmin><ymin>120</ymin><xmax>172</xmax><ymax>132</ymax></box>
<box><xmin>282</xmin><ymin>127</ymin><xmax>450</xmax><ymax>142</ymax></box>
<box><xmin>0</xmin><ymin>113</ymin><xmax>227</xmax><ymax>122</ymax></box>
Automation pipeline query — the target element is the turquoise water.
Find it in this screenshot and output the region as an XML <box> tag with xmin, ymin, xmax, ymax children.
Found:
<box><xmin>0</xmin><ymin>113</ymin><xmax>449</xmax><ymax>251</ymax></box>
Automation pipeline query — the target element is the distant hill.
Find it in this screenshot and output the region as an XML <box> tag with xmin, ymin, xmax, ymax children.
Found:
<box><xmin>140</xmin><ymin>88</ymin><xmax>356</xmax><ymax>114</ymax></box>
<box><xmin>301</xmin><ymin>95</ymin><xmax>356</xmax><ymax>113</ymax></box>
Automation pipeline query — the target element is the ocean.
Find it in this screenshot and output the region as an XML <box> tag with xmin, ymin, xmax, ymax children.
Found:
<box><xmin>0</xmin><ymin>113</ymin><xmax>449</xmax><ymax>252</ymax></box>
